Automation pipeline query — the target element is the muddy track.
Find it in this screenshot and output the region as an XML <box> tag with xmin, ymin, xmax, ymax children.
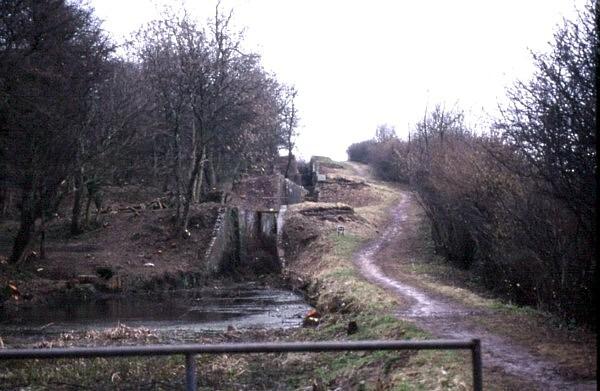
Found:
<box><xmin>355</xmin><ymin>192</ymin><xmax>596</xmax><ymax>390</ymax></box>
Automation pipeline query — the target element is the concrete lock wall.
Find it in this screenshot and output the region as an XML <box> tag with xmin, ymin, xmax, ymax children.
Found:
<box><xmin>201</xmin><ymin>175</ymin><xmax>308</xmax><ymax>275</ymax></box>
<box><xmin>202</xmin><ymin>207</ymin><xmax>239</xmax><ymax>274</ymax></box>
<box><xmin>238</xmin><ymin>208</ymin><xmax>259</xmax><ymax>265</ymax></box>
<box><xmin>258</xmin><ymin>211</ymin><xmax>278</xmax><ymax>255</ymax></box>
<box><xmin>202</xmin><ymin>207</ymin><xmax>276</xmax><ymax>274</ymax></box>
<box><xmin>282</xmin><ymin>177</ymin><xmax>307</xmax><ymax>205</ymax></box>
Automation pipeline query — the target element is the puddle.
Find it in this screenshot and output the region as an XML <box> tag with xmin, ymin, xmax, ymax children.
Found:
<box><xmin>0</xmin><ymin>283</ymin><xmax>311</xmax><ymax>338</ymax></box>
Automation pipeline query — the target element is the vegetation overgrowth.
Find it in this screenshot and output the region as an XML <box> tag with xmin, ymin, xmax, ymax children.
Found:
<box><xmin>0</xmin><ymin>166</ymin><xmax>474</xmax><ymax>390</ymax></box>
<box><xmin>0</xmin><ymin>0</ymin><xmax>299</xmax><ymax>264</ymax></box>
<box><xmin>347</xmin><ymin>1</ymin><xmax>596</xmax><ymax>325</ymax></box>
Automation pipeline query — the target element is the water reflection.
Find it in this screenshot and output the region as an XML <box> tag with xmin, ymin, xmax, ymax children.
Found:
<box><xmin>0</xmin><ymin>284</ymin><xmax>311</xmax><ymax>336</ymax></box>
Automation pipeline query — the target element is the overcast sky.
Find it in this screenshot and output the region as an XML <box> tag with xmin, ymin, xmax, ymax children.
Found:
<box><xmin>91</xmin><ymin>0</ymin><xmax>584</xmax><ymax>161</ymax></box>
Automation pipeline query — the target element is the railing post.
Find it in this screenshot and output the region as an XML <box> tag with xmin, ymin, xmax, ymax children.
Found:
<box><xmin>185</xmin><ymin>353</ymin><xmax>197</xmax><ymax>391</ymax></box>
<box><xmin>0</xmin><ymin>339</ymin><xmax>484</xmax><ymax>389</ymax></box>
<box><xmin>471</xmin><ymin>339</ymin><xmax>483</xmax><ymax>391</ymax></box>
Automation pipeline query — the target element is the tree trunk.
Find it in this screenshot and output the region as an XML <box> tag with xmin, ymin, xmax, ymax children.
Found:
<box><xmin>193</xmin><ymin>164</ymin><xmax>203</xmax><ymax>202</ymax></box>
<box><xmin>0</xmin><ymin>188</ymin><xmax>12</xmax><ymax>216</ymax></box>
<box><xmin>181</xmin><ymin>145</ymin><xmax>205</xmax><ymax>235</ymax></box>
<box><xmin>193</xmin><ymin>145</ymin><xmax>205</xmax><ymax>203</ymax></box>
<box><xmin>285</xmin><ymin>149</ymin><xmax>293</xmax><ymax>179</ymax></box>
<box><xmin>10</xmin><ymin>187</ymin><xmax>36</xmax><ymax>263</ymax></box>
<box><xmin>39</xmin><ymin>215</ymin><xmax>46</xmax><ymax>259</ymax></box>
<box><xmin>84</xmin><ymin>190</ymin><xmax>92</xmax><ymax>226</ymax></box>
<box><xmin>207</xmin><ymin>153</ymin><xmax>217</xmax><ymax>190</ymax></box>
<box><xmin>152</xmin><ymin>136</ymin><xmax>158</xmax><ymax>186</ymax></box>
<box><xmin>173</xmin><ymin>125</ymin><xmax>182</xmax><ymax>225</ymax></box>
<box><xmin>70</xmin><ymin>167</ymin><xmax>84</xmax><ymax>235</ymax></box>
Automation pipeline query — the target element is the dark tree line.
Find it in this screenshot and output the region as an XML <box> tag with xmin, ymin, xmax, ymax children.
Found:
<box><xmin>0</xmin><ymin>0</ymin><xmax>114</xmax><ymax>261</ymax></box>
<box><xmin>347</xmin><ymin>1</ymin><xmax>596</xmax><ymax>324</ymax></box>
<box><xmin>0</xmin><ymin>1</ymin><xmax>298</xmax><ymax>262</ymax></box>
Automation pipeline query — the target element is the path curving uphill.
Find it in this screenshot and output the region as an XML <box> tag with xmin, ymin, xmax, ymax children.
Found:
<box><xmin>355</xmin><ymin>190</ymin><xmax>596</xmax><ymax>390</ymax></box>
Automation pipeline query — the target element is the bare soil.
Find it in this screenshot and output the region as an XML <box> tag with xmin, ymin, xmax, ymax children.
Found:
<box><xmin>0</xmin><ymin>185</ymin><xmax>222</xmax><ymax>308</ymax></box>
<box><xmin>317</xmin><ymin>163</ymin><xmax>380</xmax><ymax>208</ymax></box>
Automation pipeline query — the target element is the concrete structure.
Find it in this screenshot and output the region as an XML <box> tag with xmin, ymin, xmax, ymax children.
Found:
<box><xmin>201</xmin><ymin>174</ymin><xmax>307</xmax><ymax>274</ymax></box>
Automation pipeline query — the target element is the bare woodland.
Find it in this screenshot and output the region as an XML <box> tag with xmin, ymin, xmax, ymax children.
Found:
<box><xmin>348</xmin><ymin>2</ymin><xmax>597</xmax><ymax>325</ymax></box>
<box><xmin>0</xmin><ymin>1</ymin><xmax>297</xmax><ymax>262</ymax></box>
<box><xmin>0</xmin><ymin>0</ymin><xmax>596</xmax><ymax>327</ymax></box>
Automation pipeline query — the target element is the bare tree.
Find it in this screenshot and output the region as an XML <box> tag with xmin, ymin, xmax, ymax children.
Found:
<box><xmin>375</xmin><ymin>124</ymin><xmax>397</xmax><ymax>143</ymax></box>
<box><xmin>136</xmin><ymin>5</ymin><xmax>294</xmax><ymax>236</ymax></box>
<box><xmin>0</xmin><ymin>0</ymin><xmax>113</xmax><ymax>262</ymax></box>
<box><xmin>282</xmin><ymin>87</ymin><xmax>298</xmax><ymax>179</ymax></box>
<box><xmin>495</xmin><ymin>1</ymin><xmax>596</xmax><ymax>235</ymax></box>
<box><xmin>70</xmin><ymin>59</ymin><xmax>153</xmax><ymax>233</ymax></box>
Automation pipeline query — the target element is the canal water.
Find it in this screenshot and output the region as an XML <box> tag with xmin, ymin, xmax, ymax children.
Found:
<box><xmin>0</xmin><ymin>283</ymin><xmax>311</xmax><ymax>340</ymax></box>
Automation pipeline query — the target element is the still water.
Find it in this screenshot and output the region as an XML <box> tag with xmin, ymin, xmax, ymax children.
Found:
<box><xmin>0</xmin><ymin>283</ymin><xmax>311</xmax><ymax>339</ymax></box>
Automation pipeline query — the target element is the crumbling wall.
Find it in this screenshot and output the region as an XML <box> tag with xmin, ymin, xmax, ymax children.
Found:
<box><xmin>317</xmin><ymin>177</ymin><xmax>373</xmax><ymax>207</ymax></box>
<box><xmin>230</xmin><ymin>175</ymin><xmax>281</xmax><ymax>210</ymax></box>
<box><xmin>231</xmin><ymin>174</ymin><xmax>307</xmax><ymax>209</ymax></box>
<box><xmin>202</xmin><ymin>174</ymin><xmax>307</xmax><ymax>274</ymax></box>
<box><xmin>311</xmin><ymin>159</ymin><xmax>321</xmax><ymax>187</ymax></box>
<box><xmin>202</xmin><ymin>207</ymin><xmax>281</xmax><ymax>274</ymax></box>
<box><xmin>238</xmin><ymin>208</ymin><xmax>258</xmax><ymax>264</ymax></box>
<box><xmin>276</xmin><ymin>155</ymin><xmax>302</xmax><ymax>185</ymax></box>
<box><xmin>281</xmin><ymin>177</ymin><xmax>307</xmax><ymax>205</ymax></box>
<box><xmin>201</xmin><ymin>207</ymin><xmax>239</xmax><ymax>274</ymax></box>
<box><xmin>258</xmin><ymin>211</ymin><xmax>278</xmax><ymax>254</ymax></box>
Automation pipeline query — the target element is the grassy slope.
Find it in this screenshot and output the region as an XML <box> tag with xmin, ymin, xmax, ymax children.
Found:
<box><xmin>279</xmin><ymin>162</ymin><xmax>473</xmax><ymax>390</ymax></box>
<box><xmin>0</xmin><ymin>161</ymin><xmax>473</xmax><ymax>390</ymax></box>
<box><xmin>5</xmin><ymin>160</ymin><xmax>592</xmax><ymax>389</ymax></box>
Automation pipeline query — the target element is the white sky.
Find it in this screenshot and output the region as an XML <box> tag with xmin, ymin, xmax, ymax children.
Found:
<box><xmin>90</xmin><ymin>0</ymin><xmax>584</xmax><ymax>161</ymax></box>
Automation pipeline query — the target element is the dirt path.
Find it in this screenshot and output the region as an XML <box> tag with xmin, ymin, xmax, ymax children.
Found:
<box><xmin>345</xmin><ymin>161</ymin><xmax>371</xmax><ymax>179</ymax></box>
<box><xmin>355</xmin><ymin>191</ymin><xmax>596</xmax><ymax>390</ymax></box>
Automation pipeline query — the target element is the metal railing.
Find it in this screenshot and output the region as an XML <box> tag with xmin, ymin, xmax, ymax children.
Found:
<box><xmin>0</xmin><ymin>339</ymin><xmax>483</xmax><ymax>391</ymax></box>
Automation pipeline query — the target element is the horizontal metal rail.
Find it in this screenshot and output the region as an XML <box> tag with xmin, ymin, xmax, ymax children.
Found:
<box><xmin>0</xmin><ymin>339</ymin><xmax>483</xmax><ymax>391</ymax></box>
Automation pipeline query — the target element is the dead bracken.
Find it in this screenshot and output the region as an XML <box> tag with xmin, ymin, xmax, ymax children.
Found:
<box><xmin>298</xmin><ymin>203</ymin><xmax>354</xmax><ymax>217</ymax></box>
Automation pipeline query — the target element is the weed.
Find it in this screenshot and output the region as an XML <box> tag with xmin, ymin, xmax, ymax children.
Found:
<box><xmin>330</xmin><ymin>232</ymin><xmax>362</xmax><ymax>258</ymax></box>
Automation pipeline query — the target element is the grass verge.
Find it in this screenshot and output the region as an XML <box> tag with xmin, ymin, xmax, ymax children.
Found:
<box><xmin>281</xmin><ymin>170</ymin><xmax>473</xmax><ymax>390</ymax></box>
<box><xmin>0</xmin><ymin>162</ymin><xmax>474</xmax><ymax>390</ymax></box>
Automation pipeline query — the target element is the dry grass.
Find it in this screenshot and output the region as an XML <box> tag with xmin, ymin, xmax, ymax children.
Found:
<box><xmin>282</xmin><ymin>162</ymin><xmax>473</xmax><ymax>390</ymax></box>
<box><xmin>32</xmin><ymin>323</ymin><xmax>161</xmax><ymax>349</ymax></box>
<box><xmin>6</xmin><ymin>160</ymin><xmax>591</xmax><ymax>389</ymax></box>
<box><xmin>365</xmin><ymin>172</ymin><xmax>597</xmax><ymax>388</ymax></box>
